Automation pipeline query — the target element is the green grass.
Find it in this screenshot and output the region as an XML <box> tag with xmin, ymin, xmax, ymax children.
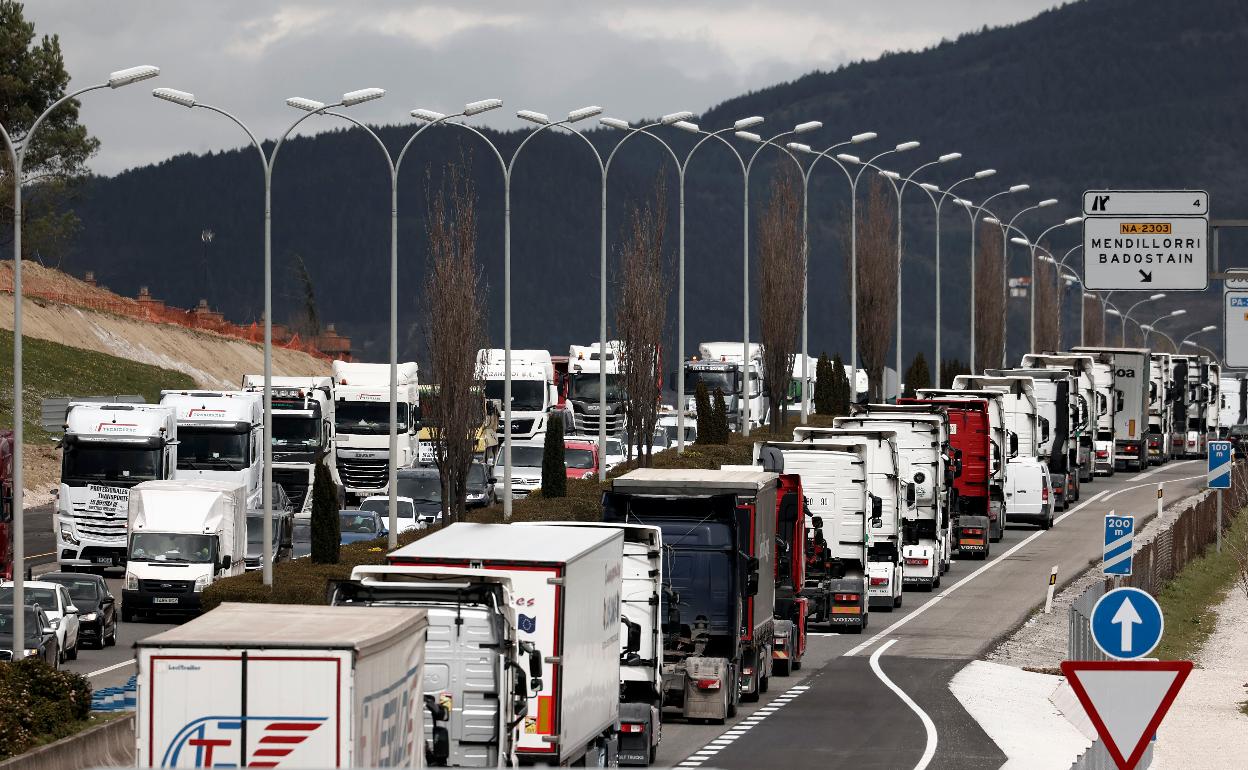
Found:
<box><xmin>0</xmin><ymin>328</ymin><xmax>195</xmax><ymax>440</ymax></box>
<box><xmin>1155</xmin><ymin>508</ymin><xmax>1248</xmax><ymax>661</ymax></box>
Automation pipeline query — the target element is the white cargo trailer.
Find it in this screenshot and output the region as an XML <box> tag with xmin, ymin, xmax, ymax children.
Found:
<box><xmin>136</xmin><ymin>602</ymin><xmax>429</xmax><ymax>769</ymax></box>
<box><xmin>388</xmin><ymin>523</ymin><xmax>623</xmax><ymax>766</ymax></box>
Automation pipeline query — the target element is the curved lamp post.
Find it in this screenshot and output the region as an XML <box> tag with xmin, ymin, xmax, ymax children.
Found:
<box><xmin>954</xmin><ymin>184</ymin><xmax>1029</xmax><ymax>372</ymax></box>
<box><xmin>1008</xmin><ymin>215</ymin><xmax>1082</xmax><ymax>353</ymax></box>
<box><xmin>1120</xmin><ymin>293</ymin><xmax>1167</xmax><ymax>346</ymax></box>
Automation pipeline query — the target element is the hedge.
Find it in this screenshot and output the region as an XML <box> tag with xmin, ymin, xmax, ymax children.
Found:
<box><xmin>0</xmin><ymin>658</ymin><xmax>92</xmax><ymax>760</ymax></box>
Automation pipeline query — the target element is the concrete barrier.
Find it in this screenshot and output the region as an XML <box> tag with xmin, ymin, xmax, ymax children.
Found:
<box><xmin>0</xmin><ymin>713</ymin><xmax>134</xmax><ymax>770</ymax></box>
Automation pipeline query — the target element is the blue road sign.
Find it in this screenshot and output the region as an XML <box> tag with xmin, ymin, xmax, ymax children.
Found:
<box><xmin>1208</xmin><ymin>441</ymin><xmax>1232</xmax><ymax>489</ymax></box>
<box><xmin>1103</xmin><ymin>514</ymin><xmax>1134</xmax><ymax>576</ymax></box>
<box><xmin>1091</xmin><ymin>587</ymin><xmax>1164</xmax><ymax>660</ymax></box>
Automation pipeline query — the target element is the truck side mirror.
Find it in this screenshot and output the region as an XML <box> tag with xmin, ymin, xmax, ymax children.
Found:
<box><xmin>871</xmin><ymin>495</ymin><xmax>883</xmax><ymax>522</ymax></box>
<box><xmin>424</xmin><ymin>693</ymin><xmax>451</xmax><ymax>723</ymax></box>
<box><xmin>623</xmin><ymin>618</ymin><xmax>642</xmax><ymax>654</ymax></box>
<box><xmin>1009</xmin><ymin>432</ymin><xmax>1019</xmax><ymax>458</ymax></box>
<box><xmin>1039</xmin><ymin>417</ymin><xmax>1051</xmax><ymax>443</ymax></box>
<box><xmin>905</xmin><ymin>483</ymin><xmax>916</xmax><ymax>507</ymax></box>
<box><xmin>220</xmin><ymin>555</ymin><xmax>232</xmax><ymax>571</ymax></box>
<box><xmin>747</xmin><ymin>556</ymin><xmax>760</xmax><ymax>573</ymax></box>
<box><xmin>1116</xmin><ymin>391</ymin><xmax>1125</xmax><ymax>412</ymax></box>
<box><xmin>529</xmin><ymin>648</ymin><xmax>543</xmax><ymax>679</ymax></box>
<box><xmin>811</xmin><ymin>516</ymin><xmax>823</xmax><ymax>530</ymax></box>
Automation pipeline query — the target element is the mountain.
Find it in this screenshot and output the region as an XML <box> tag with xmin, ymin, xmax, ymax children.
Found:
<box><xmin>61</xmin><ymin>0</ymin><xmax>1246</xmax><ymax>368</ymax></box>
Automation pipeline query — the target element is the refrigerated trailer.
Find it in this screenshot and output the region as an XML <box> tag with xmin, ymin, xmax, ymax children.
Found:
<box><xmin>1073</xmin><ymin>347</ymin><xmax>1151</xmax><ymax>471</ymax></box>
<box><xmin>387</xmin><ymin>523</ymin><xmax>623</xmax><ymax>765</ymax></box>
<box><xmin>136</xmin><ymin>603</ymin><xmax>430</xmax><ymax>769</ymax></box>
<box><xmin>1019</xmin><ymin>353</ymin><xmax>1099</xmax><ymax>483</ymax></box>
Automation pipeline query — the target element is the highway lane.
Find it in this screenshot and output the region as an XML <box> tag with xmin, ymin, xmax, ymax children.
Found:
<box><xmin>666</xmin><ymin>460</ymin><xmax>1206</xmax><ymax>768</ymax></box>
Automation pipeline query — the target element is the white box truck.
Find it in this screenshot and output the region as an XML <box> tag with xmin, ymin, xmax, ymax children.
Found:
<box><xmin>1072</xmin><ymin>347</ymin><xmax>1151</xmax><ymax>470</ymax></box>
<box><xmin>332</xmin><ymin>360</ymin><xmax>421</xmax><ymax>503</ymax></box>
<box><xmin>160</xmin><ymin>390</ymin><xmax>264</xmax><ymax>510</ymax></box>
<box><xmin>122</xmin><ymin>479</ymin><xmax>246</xmax><ymax>620</ymax></box>
<box><xmin>136</xmin><ymin>603</ymin><xmax>429</xmax><ymax>768</ymax></box>
<box><xmin>1019</xmin><ymin>353</ymin><xmax>1100</xmax><ymax>482</ymax></box>
<box><xmin>387</xmin><ymin>523</ymin><xmax>623</xmax><ymax>765</ymax></box>
<box><xmin>55</xmin><ymin>403</ymin><xmax>177</xmax><ymax>571</ymax></box>
<box><xmin>679</xmin><ymin>342</ymin><xmax>768</xmax><ymax>432</ymax></box>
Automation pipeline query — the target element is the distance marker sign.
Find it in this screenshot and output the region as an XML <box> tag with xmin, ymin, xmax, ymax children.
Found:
<box><xmin>1083</xmin><ymin>190</ymin><xmax>1208</xmax><ymax>290</ymax></box>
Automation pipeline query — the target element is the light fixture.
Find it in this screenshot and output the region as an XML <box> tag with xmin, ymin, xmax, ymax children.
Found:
<box><xmin>895</xmin><ymin>140</ymin><xmax>920</xmax><ymax>151</ymax></box>
<box><xmin>879</xmin><ymin>170</ymin><xmax>900</xmax><ymax>180</ymax></box>
<box><xmin>1200</xmin><ymin>324</ymin><xmax>1217</xmax><ymax>332</ymax></box>
<box><xmin>152</xmin><ymin>87</ymin><xmax>195</xmax><ymax>108</ymax></box>
<box><xmin>794</xmin><ymin>121</ymin><xmax>822</xmax><ymax>134</ymax></box>
<box><xmin>974</xmin><ymin>169</ymin><xmax>997</xmax><ymax>179</ymax></box>
<box><xmin>938</xmin><ymin>152</ymin><xmax>961</xmax><ymax>163</ymax></box>
<box><xmin>286</xmin><ymin>97</ymin><xmax>326</xmax><ymax>112</ymax></box>
<box><xmin>1064</xmin><ymin>216</ymin><xmax>1084</xmax><ymax>225</ymax></box>
<box><xmin>1038</xmin><ymin>198</ymin><xmax>1058</xmax><ymax>207</ymax></box>
<box><xmin>661</xmin><ymin>110</ymin><xmax>694</xmax><ymax>125</ymax></box>
<box><xmin>851</xmin><ymin>132</ymin><xmax>877</xmax><ymax>143</ymax></box>
<box><xmin>920</xmin><ymin>182</ymin><xmax>940</xmax><ymax>192</ymax></box>
<box><xmin>1170</xmin><ymin>309</ymin><xmax>1187</xmax><ymax>317</ymax></box>
<box><xmin>787</xmin><ymin>142</ymin><xmax>812</xmax><ymax>153</ymax></box>
<box><xmin>464</xmin><ymin>98</ymin><xmax>502</xmax><ymax>116</ymax></box>
<box><xmin>1107</xmin><ymin>308</ymin><xmax>1122</xmax><ymax>316</ymax></box>
<box><xmin>1009</xmin><ymin>184</ymin><xmax>1030</xmax><ymax>193</ymax></box>
<box><xmin>734</xmin><ymin>116</ymin><xmax>764</xmax><ymax>130</ymax></box>
<box><xmin>837</xmin><ymin>153</ymin><xmax>860</xmax><ymax>164</ymax></box>
<box><xmin>1141</xmin><ymin>324</ymin><xmax>1154</xmax><ymax>331</ymax></box>
<box><xmin>1150</xmin><ymin>293</ymin><xmax>1166</xmax><ymax>300</ymax></box>
<box><xmin>517</xmin><ymin>110</ymin><xmax>550</xmax><ymax>125</ymax></box>
<box><xmin>342</xmin><ymin>88</ymin><xmax>385</xmax><ymax>107</ymax></box>
<box><xmin>600</xmin><ymin>117</ymin><xmax>630</xmax><ymax>130</ymax></box>
<box><xmin>566</xmin><ymin>105</ymin><xmax>603</xmax><ymax>123</ymax></box>
<box><xmin>735</xmin><ymin>131</ymin><xmax>762</xmax><ymax>143</ymax></box>
<box><xmin>674</xmin><ymin>121</ymin><xmax>700</xmax><ymax>133</ymax></box>
<box><xmin>108</xmin><ymin>65</ymin><xmax>160</xmax><ymax>88</ymax></box>
<box><xmin>955</xmin><ymin>198</ymin><xmax>973</xmax><ymax>207</ymax></box>
<box><xmin>984</xmin><ymin>216</ymin><xmax>1001</xmax><ymax>225</ymax></box>
<box><xmin>1011</xmin><ymin>237</ymin><xmax>1031</xmax><ymax>246</ymax></box>
<box><xmin>410</xmin><ymin>108</ymin><xmax>447</xmax><ymax>122</ymax></box>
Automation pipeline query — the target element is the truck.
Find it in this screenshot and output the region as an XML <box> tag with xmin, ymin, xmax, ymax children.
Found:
<box><xmin>835</xmin><ymin>405</ymin><xmax>954</xmax><ymax>590</ymax></box>
<box><xmin>565</xmin><ymin>342</ymin><xmax>628</xmax><ymax>438</ymax></box>
<box><xmin>136</xmin><ymin>602</ymin><xmax>430</xmax><ymax>769</ymax></box>
<box><xmin>415</xmin><ymin>384</ymin><xmax>499</xmax><ymax>467</ymax></box>
<box><xmin>387</xmin><ymin>523</ymin><xmax>623</xmax><ymax>765</ymax></box>
<box><xmin>122</xmin><ymin>479</ymin><xmax>246</xmax><ymax>620</ymax></box>
<box><xmin>241</xmin><ymin>374</ymin><xmax>338</xmax><ymax>515</ymax></box>
<box><xmin>478</xmin><ymin>348</ymin><xmax>557</xmax><ymax>442</ymax></box>
<box><xmin>1204</xmin><ymin>359</ymin><xmax>1222</xmax><ymax>454</ymax></box>
<box><xmin>1220</xmin><ymin>373</ymin><xmax>1245</xmax><ymax>435</ymax></box>
<box><xmin>604</xmin><ymin>469</ymin><xmax>776</xmax><ymax>719</ymax></box>
<box><xmin>1072</xmin><ymin>347</ymin><xmax>1151</xmax><ymax>471</ymax></box>
<box><xmin>516</xmin><ymin>522</ymin><xmax>664</xmax><ymax>767</ymax></box>
<box><xmin>904</xmin><ymin>392</ymin><xmax>1006</xmax><ymax>554</ymax></box>
<box><xmin>1145</xmin><ymin>353</ymin><xmax>1174</xmax><ymax>465</ymax></box>
<box><xmin>332</xmin><ymin>360</ymin><xmax>421</xmax><ymax>503</ymax></box>
<box><xmin>679</xmin><ymin>342</ymin><xmax>768</xmax><ymax>433</ymax></box>
<box><xmin>985</xmin><ymin>368</ymin><xmax>1082</xmax><ymax>507</ymax></box>
<box><xmin>0</xmin><ymin>430</ymin><xmax>12</xmax><ymax>579</ymax></box>
<box><xmin>55</xmin><ymin>403</ymin><xmax>177</xmax><ymax>572</ymax></box>
<box><xmin>1169</xmin><ymin>354</ymin><xmax>1195</xmax><ymax>458</ymax></box>
<box><xmin>160</xmin><ymin>390</ymin><xmax>264</xmax><ymax>509</ymax></box>
<box><xmin>1019</xmin><ymin>353</ymin><xmax>1099</xmax><ymax>483</ymax></box>
<box><xmin>331</xmin><ymin>567</ymin><xmax>537</xmax><ymax>768</ymax></box>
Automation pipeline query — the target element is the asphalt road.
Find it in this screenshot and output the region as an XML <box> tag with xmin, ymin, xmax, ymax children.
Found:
<box><xmin>664</xmin><ymin>459</ymin><xmax>1206</xmax><ymax>768</ymax></box>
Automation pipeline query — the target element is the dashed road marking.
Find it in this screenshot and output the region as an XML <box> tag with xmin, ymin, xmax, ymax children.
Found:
<box><xmin>677</xmin><ymin>686</ymin><xmax>813</xmax><ymax>764</ymax></box>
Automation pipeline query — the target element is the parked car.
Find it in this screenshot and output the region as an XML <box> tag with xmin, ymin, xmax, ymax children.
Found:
<box><xmin>1094</xmin><ymin>439</ymin><xmax>1115</xmax><ymax>476</ymax></box>
<box><xmin>338</xmin><ymin>510</ymin><xmax>389</xmax><ymax>545</ymax></box>
<box><xmin>39</xmin><ymin>572</ymin><xmax>117</xmax><ymax>649</ymax></box>
<box><xmin>602</xmin><ymin>438</ymin><xmax>627</xmax><ymax>473</ymax></box>
<box><xmin>359</xmin><ymin>495</ymin><xmax>420</xmax><ymax>532</ymax></box>
<box><xmin>0</xmin><ymin>581</ymin><xmax>80</xmax><ymax>661</ymax></box>
<box><xmin>563</xmin><ymin>440</ymin><xmax>599</xmax><ymax>479</ymax></box>
<box><xmin>292</xmin><ymin>518</ymin><xmax>312</xmax><ymax>559</ymax></box>
<box><xmin>466</xmin><ymin>461</ymin><xmax>496</xmax><ymax>508</ymax></box>
<box><xmin>0</xmin><ymin>605</ymin><xmax>58</xmax><ymax>666</ymax></box>
<box><xmin>396</xmin><ymin>467</ymin><xmax>444</xmax><ymax>526</ymax></box>
<box><xmin>1228</xmin><ymin>424</ymin><xmax>1248</xmax><ymax>458</ymax></box>
<box><xmin>500</xmin><ymin>443</ymin><xmax>545</xmax><ymax>497</ymax></box>
<box><xmin>245</xmin><ymin>510</ymin><xmax>294</xmax><ymax>571</ymax></box>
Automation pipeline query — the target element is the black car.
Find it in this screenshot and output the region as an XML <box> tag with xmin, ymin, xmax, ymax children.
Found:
<box><xmin>1228</xmin><ymin>425</ymin><xmax>1248</xmax><ymax>458</ymax></box>
<box><xmin>396</xmin><ymin>468</ymin><xmax>444</xmax><ymax>526</ymax></box>
<box><xmin>465</xmin><ymin>462</ymin><xmax>496</xmax><ymax>508</ymax></box>
<box><xmin>0</xmin><ymin>605</ymin><xmax>59</xmax><ymax>666</ymax></box>
<box><xmin>39</xmin><ymin>572</ymin><xmax>118</xmax><ymax>648</ymax></box>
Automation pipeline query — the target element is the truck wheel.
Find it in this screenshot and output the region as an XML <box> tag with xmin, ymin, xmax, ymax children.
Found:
<box><xmin>793</xmin><ymin>658</ymin><xmax>802</xmax><ymax>671</ymax></box>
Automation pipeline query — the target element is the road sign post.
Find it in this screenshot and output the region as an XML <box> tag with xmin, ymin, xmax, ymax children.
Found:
<box><xmin>1209</xmin><ymin>440</ymin><xmax>1232</xmax><ymax>554</ymax></box>
<box><xmin>1103</xmin><ymin>511</ymin><xmax>1134</xmax><ymax>576</ymax></box>
<box><xmin>1083</xmin><ymin>190</ymin><xmax>1209</xmax><ymax>291</ymax></box>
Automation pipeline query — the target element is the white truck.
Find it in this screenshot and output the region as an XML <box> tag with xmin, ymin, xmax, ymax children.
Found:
<box><xmin>55</xmin><ymin>403</ymin><xmax>177</xmax><ymax>572</ymax></box>
<box><xmin>680</xmin><ymin>342</ymin><xmax>768</xmax><ymax>432</ymax></box>
<box><xmin>241</xmin><ymin>374</ymin><xmax>338</xmax><ymax>515</ymax></box>
<box><xmin>564</xmin><ymin>342</ymin><xmax>628</xmax><ymax>438</ymax></box>
<box><xmin>790</xmin><ymin>427</ymin><xmax>911</xmax><ymax>612</ymax></box>
<box><xmin>478</xmin><ymin>348</ymin><xmax>557</xmax><ymax>442</ymax></box>
<box><xmin>136</xmin><ymin>603</ymin><xmax>430</xmax><ymax>769</ymax></box>
<box><xmin>387</xmin><ymin>523</ymin><xmax>623</xmax><ymax>765</ymax></box>
<box><xmin>331</xmin><ymin>567</ymin><xmax>539</xmax><ymax>769</ymax></box>
<box><xmin>1145</xmin><ymin>353</ymin><xmax>1175</xmax><ymax>465</ymax></box>
<box><xmin>122</xmin><ymin>479</ymin><xmax>246</xmax><ymax>620</ymax></box>
<box><xmin>1073</xmin><ymin>347</ymin><xmax>1151</xmax><ymax>471</ymax></box>
<box><xmin>988</xmin><ymin>368</ymin><xmax>1083</xmax><ymax>507</ymax></box>
<box><xmin>1220</xmin><ymin>374</ymin><xmax>1245</xmax><ymax>435</ymax></box>
<box><xmin>160</xmin><ymin>390</ymin><xmax>264</xmax><ymax>509</ymax></box>
<box><xmin>332</xmin><ymin>360</ymin><xmax>421</xmax><ymax>503</ymax></box>
<box><xmin>518</xmin><ymin>522</ymin><xmax>664</xmax><ymax>767</ymax></box>
<box><xmin>835</xmin><ymin>406</ymin><xmax>953</xmax><ymax>590</ymax></box>
<box><xmin>1019</xmin><ymin>353</ymin><xmax>1099</xmax><ymax>483</ymax></box>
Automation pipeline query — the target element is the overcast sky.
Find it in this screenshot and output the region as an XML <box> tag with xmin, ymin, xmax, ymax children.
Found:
<box><xmin>27</xmin><ymin>1</ymin><xmax>1062</xmax><ymax>175</ymax></box>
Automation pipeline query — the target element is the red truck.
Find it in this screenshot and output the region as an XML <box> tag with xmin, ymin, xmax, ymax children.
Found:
<box><xmin>772</xmin><ymin>473</ymin><xmax>807</xmax><ymax>676</ymax></box>
<box><xmin>899</xmin><ymin>398</ymin><xmax>998</xmax><ymax>559</ymax></box>
<box><xmin>0</xmin><ymin>430</ymin><xmax>13</xmax><ymax>579</ymax></box>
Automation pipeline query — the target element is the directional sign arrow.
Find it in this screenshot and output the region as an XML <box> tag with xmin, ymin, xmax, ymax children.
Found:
<box><xmin>1111</xmin><ymin>595</ymin><xmax>1143</xmax><ymax>653</ymax></box>
<box><xmin>1139</xmin><ymin>270</ymin><xmax>1153</xmax><ymax>283</ymax></box>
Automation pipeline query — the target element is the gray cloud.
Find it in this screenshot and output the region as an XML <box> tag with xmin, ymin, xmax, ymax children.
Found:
<box><xmin>24</xmin><ymin>0</ymin><xmax>1060</xmax><ymax>175</ymax></box>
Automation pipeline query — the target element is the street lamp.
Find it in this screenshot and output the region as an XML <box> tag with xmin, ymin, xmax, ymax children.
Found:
<box><xmin>1181</xmin><ymin>340</ymin><xmax>1220</xmax><ymax>365</ymax></box>
<box><xmin>988</xmin><ymin>198</ymin><xmax>1057</xmax><ymax>364</ymax></box>
<box><xmin>1009</xmin><ymin>215</ymin><xmax>1083</xmax><ymax>353</ymax></box>
<box><xmin>1180</xmin><ymin>325</ymin><xmax>1218</xmax><ymax>350</ymax></box>
<box><xmin>1140</xmin><ymin>309</ymin><xmax>1187</xmax><ymax>346</ymax></box>
<box><xmin>1121</xmin><ymin>293</ymin><xmax>1167</xmax><ymax>346</ymax></box>
<box><xmin>1</xmin><ymin>63</ymin><xmax>160</xmax><ymax>657</ymax></box>
<box><xmin>155</xmin><ymin>84</ymin><xmax>384</xmax><ymax>577</ymax></box>
<box><xmin>955</xmin><ymin>184</ymin><xmax>1028</xmax><ymax>373</ymax></box>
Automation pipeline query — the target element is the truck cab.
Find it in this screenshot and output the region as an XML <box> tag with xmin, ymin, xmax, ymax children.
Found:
<box><xmin>1019</xmin><ymin>353</ymin><xmax>1100</xmax><ymax>483</ymax></box>
<box><xmin>565</xmin><ymin>342</ymin><xmax>628</xmax><ymax>438</ymax></box>
<box><xmin>240</xmin><ymin>375</ymin><xmax>338</xmax><ymax>515</ymax></box>
<box><xmin>332</xmin><ymin>360</ymin><xmax>420</xmax><ymax>503</ymax></box>
<box><xmin>681</xmin><ymin>342</ymin><xmax>768</xmax><ymax>432</ymax></box>
<box><xmin>160</xmin><ymin>390</ymin><xmax>263</xmax><ymax>510</ymax></box>
<box><xmin>986</xmin><ymin>368</ymin><xmax>1082</xmax><ymax>506</ymax></box>
<box><xmin>55</xmin><ymin>403</ymin><xmax>177</xmax><ymax>571</ymax></box>
<box><xmin>478</xmin><ymin>348</ymin><xmax>557</xmax><ymax>441</ymax></box>
<box><xmin>1145</xmin><ymin>353</ymin><xmax>1174</xmax><ymax>465</ymax></box>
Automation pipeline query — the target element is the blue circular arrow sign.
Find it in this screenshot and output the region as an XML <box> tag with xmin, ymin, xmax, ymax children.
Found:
<box><xmin>1090</xmin><ymin>587</ymin><xmax>1164</xmax><ymax>660</ymax></box>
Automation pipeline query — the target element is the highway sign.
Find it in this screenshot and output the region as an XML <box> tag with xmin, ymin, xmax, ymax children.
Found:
<box><xmin>1060</xmin><ymin>660</ymin><xmax>1193</xmax><ymax>770</ymax></box>
<box><xmin>1226</xmin><ymin>291</ymin><xmax>1248</xmax><ymax>368</ymax></box>
<box><xmin>1102</xmin><ymin>513</ymin><xmax>1134</xmax><ymax>576</ymax></box>
<box><xmin>1083</xmin><ymin>189</ymin><xmax>1209</xmax><ymax>291</ymax></box>
<box><xmin>1208</xmin><ymin>440</ymin><xmax>1233</xmax><ymax>489</ymax></box>
<box><xmin>1090</xmin><ymin>587</ymin><xmax>1163</xmax><ymax>660</ymax></box>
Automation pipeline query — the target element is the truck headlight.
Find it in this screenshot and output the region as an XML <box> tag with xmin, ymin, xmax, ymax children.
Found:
<box><xmin>124</xmin><ymin>572</ymin><xmax>139</xmax><ymax>591</ymax></box>
<box><xmin>193</xmin><ymin>574</ymin><xmax>211</xmax><ymax>593</ymax></box>
<box><xmin>59</xmin><ymin>523</ymin><xmax>79</xmax><ymax>545</ymax></box>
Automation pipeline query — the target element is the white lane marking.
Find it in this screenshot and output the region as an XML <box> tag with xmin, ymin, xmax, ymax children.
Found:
<box><xmin>845</xmin><ymin>489</ymin><xmax>1111</xmax><ymax>657</ymax></box>
<box><xmin>870</xmin><ymin>639</ymin><xmax>936</xmax><ymax>770</ymax></box>
<box><xmin>87</xmin><ymin>659</ymin><xmax>134</xmax><ymax>678</ymax></box>
<box><xmin>1101</xmin><ymin>470</ymin><xmax>1200</xmax><ymax>502</ymax></box>
<box><xmin>677</xmin><ymin>678</ymin><xmax>811</xmax><ymax>763</ymax></box>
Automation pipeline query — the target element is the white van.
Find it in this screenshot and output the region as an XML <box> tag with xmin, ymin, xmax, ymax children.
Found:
<box><xmin>1005</xmin><ymin>459</ymin><xmax>1053</xmax><ymax>529</ymax></box>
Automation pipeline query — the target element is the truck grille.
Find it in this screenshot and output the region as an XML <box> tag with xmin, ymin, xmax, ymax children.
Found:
<box><xmin>571</xmin><ymin>411</ymin><xmax>626</xmax><ymax>436</ymax></box>
<box><xmin>272</xmin><ymin>467</ymin><xmax>311</xmax><ymax>510</ymax></box>
<box><xmin>503</xmin><ymin>418</ymin><xmax>535</xmax><ymax>436</ymax></box>
<box><xmin>67</xmin><ymin>505</ymin><xmax>128</xmax><ymax>541</ymax></box>
<box><xmin>140</xmin><ymin>579</ymin><xmax>194</xmax><ymax>595</ymax></box>
<box><xmin>338</xmin><ymin>458</ymin><xmax>389</xmax><ymax>489</ymax></box>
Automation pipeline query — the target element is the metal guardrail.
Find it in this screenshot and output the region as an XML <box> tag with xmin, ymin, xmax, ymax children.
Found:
<box><xmin>1067</xmin><ymin>580</ymin><xmax>1108</xmax><ymax>662</ymax></box>
<box><xmin>39</xmin><ymin>396</ymin><xmax>144</xmax><ymax>435</ymax></box>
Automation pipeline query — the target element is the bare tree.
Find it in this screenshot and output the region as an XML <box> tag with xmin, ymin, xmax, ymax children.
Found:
<box><xmin>422</xmin><ymin>158</ymin><xmax>488</xmax><ymax>522</ymax></box>
<box><xmin>975</xmin><ymin>224</ymin><xmax>1005</xmax><ymax>372</ymax></box>
<box><xmin>1083</xmin><ymin>294</ymin><xmax>1105</xmax><ymax>346</ymax></box>
<box><xmin>759</xmin><ymin>169</ymin><xmax>805</xmax><ymax>428</ymax></box>
<box><xmin>844</xmin><ymin>178</ymin><xmax>897</xmax><ymax>400</ymax></box>
<box><xmin>286</xmin><ymin>252</ymin><xmax>320</xmax><ymax>341</ymax></box>
<box><xmin>615</xmin><ymin>176</ymin><xmax>670</xmax><ymax>466</ymax></box>
<box><xmin>1034</xmin><ymin>253</ymin><xmax>1060</xmax><ymax>352</ymax></box>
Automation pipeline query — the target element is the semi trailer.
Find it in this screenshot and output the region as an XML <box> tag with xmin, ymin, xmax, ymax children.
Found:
<box><xmin>1072</xmin><ymin>347</ymin><xmax>1151</xmax><ymax>471</ymax></box>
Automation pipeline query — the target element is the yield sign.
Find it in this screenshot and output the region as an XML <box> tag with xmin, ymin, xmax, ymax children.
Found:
<box><xmin>1060</xmin><ymin>660</ymin><xmax>1192</xmax><ymax>770</ymax></box>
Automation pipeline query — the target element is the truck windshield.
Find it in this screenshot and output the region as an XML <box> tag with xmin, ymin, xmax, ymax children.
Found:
<box><xmin>484</xmin><ymin>380</ymin><xmax>546</xmax><ymax>411</ymax></box>
<box><xmin>178</xmin><ymin>427</ymin><xmax>248</xmax><ymax>471</ymax></box>
<box><xmin>506</xmin><ymin>445</ymin><xmax>545</xmax><ymax>467</ymax></box>
<box><xmin>564</xmin><ymin>448</ymin><xmax>595</xmax><ymax>469</ymax></box>
<box><xmin>128</xmin><ymin>532</ymin><xmax>216</xmax><ymax>563</ymax></box>
<box><xmin>61</xmin><ymin>443</ymin><xmax>161</xmax><ymax>486</ymax></box>
<box><xmin>336</xmin><ymin>402</ymin><xmax>407</xmax><ymax>435</ymax></box>
<box><xmin>272</xmin><ymin>415</ymin><xmax>320</xmax><ymax>448</ymax></box>
<box><xmin>684</xmin><ymin>369</ymin><xmax>738</xmax><ymax>396</ymax></box>
<box><xmin>568</xmin><ymin>374</ymin><xmax>623</xmax><ymax>403</ymax></box>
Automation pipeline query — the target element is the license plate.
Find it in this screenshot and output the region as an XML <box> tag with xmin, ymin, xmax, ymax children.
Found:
<box><xmin>94</xmin><ymin>557</ymin><xmax>114</xmax><ymax>565</ymax></box>
<box><xmin>153</xmin><ymin>597</ymin><xmax>179</xmax><ymax>605</ymax></box>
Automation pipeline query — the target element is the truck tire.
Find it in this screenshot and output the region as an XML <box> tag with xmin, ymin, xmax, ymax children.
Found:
<box><xmin>793</xmin><ymin>658</ymin><xmax>802</xmax><ymax>671</ymax></box>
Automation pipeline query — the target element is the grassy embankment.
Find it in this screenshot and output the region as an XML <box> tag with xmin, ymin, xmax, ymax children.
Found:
<box><xmin>1156</xmin><ymin>506</ymin><xmax>1248</xmax><ymax>662</ymax></box>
